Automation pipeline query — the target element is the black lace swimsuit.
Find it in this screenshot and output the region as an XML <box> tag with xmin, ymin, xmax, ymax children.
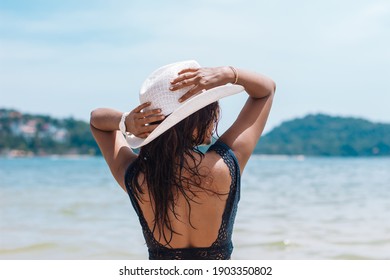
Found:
<box><xmin>124</xmin><ymin>140</ymin><xmax>241</xmax><ymax>260</ymax></box>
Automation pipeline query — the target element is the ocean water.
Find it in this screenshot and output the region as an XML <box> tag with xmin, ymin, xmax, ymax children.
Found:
<box><xmin>0</xmin><ymin>155</ymin><xmax>389</xmax><ymax>260</ymax></box>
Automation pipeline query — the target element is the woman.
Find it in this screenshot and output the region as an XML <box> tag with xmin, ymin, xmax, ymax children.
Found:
<box><xmin>90</xmin><ymin>60</ymin><xmax>275</xmax><ymax>259</ymax></box>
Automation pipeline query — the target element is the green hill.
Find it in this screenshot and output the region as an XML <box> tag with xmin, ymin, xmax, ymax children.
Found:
<box><xmin>0</xmin><ymin>108</ymin><xmax>100</xmax><ymax>156</ymax></box>
<box><xmin>255</xmin><ymin>114</ymin><xmax>390</xmax><ymax>156</ymax></box>
<box><xmin>2</xmin><ymin>109</ymin><xmax>389</xmax><ymax>157</ymax></box>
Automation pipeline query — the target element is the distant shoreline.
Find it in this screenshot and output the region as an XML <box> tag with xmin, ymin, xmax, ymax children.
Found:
<box><xmin>2</xmin><ymin>153</ymin><xmax>389</xmax><ymax>160</ymax></box>
<box><xmin>2</xmin><ymin>108</ymin><xmax>390</xmax><ymax>157</ymax></box>
<box><xmin>0</xmin><ymin>150</ymin><xmax>97</xmax><ymax>159</ymax></box>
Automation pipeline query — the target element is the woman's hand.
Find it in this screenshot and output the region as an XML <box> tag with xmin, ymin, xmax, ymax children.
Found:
<box><xmin>170</xmin><ymin>66</ymin><xmax>235</xmax><ymax>102</ymax></box>
<box><xmin>126</xmin><ymin>102</ymin><xmax>165</xmax><ymax>138</ymax></box>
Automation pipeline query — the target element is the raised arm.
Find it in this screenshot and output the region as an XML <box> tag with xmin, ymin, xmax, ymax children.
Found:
<box><xmin>218</xmin><ymin>68</ymin><xmax>275</xmax><ymax>173</ymax></box>
<box><xmin>170</xmin><ymin>66</ymin><xmax>276</xmax><ymax>173</ymax></box>
<box><xmin>90</xmin><ymin>103</ymin><xmax>164</xmax><ymax>190</ymax></box>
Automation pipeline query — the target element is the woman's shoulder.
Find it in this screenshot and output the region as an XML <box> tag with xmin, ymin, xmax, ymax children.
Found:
<box><xmin>207</xmin><ymin>140</ymin><xmax>231</xmax><ymax>152</ymax></box>
<box><xmin>206</xmin><ymin>140</ymin><xmax>240</xmax><ymax>172</ymax></box>
<box><xmin>203</xmin><ymin>140</ymin><xmax>239</xmax><ymax>188</ymax></box>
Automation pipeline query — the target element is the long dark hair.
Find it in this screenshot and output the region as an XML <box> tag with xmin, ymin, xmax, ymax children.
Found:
<box><xmin>129</xmin><ymin>101</ymin><xmax>221</xmax><ymax>246</ymax></box>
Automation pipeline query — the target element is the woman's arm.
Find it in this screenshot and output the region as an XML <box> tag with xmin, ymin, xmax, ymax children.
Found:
<box><xmin>90</xmin><ymin>104</ymin><xmax>164</xmax><ymax>191</ymax></box>
<box><xmin>218</xmin><ymin>68</ymin><xmax>275</xmax><ymax>172</ymax></box>
<box><xmin>170</xmin><ymin>66</ymin><xmax>276</xmax><ymax>174</ymax></box>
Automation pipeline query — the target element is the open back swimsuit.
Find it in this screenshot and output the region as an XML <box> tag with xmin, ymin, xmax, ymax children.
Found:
<box><xmin>124</xmin><ymin>140</ymin><xmax>241</xmax><ymax>260</ymax></box>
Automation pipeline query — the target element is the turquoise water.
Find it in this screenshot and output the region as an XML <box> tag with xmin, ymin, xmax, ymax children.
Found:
<box><xmin>1</xmin><ymin>156</ymin><xmax>389</xmax><ymax>260</ymax></box>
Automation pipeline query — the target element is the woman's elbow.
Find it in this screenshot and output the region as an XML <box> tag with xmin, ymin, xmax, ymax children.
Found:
<box><xmin>90</xmin><ymin>108</ymin><xmax>101</xmax><ymax>128</ymax></box>
<box><xmin>270</xmin><ymin>79</ymin><xmax>276</xmax><ymax>95</ymax></box>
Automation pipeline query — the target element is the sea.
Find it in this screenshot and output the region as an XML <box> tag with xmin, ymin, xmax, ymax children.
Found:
<box><xmin>0</xmin><ymin>155</ymin><xmax>389</xmax><ymax>260</ymax></box>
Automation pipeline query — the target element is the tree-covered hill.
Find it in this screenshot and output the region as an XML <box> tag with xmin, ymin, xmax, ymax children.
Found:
<box><xmin>0</xmin><ymin>108</ymin><xmax>100</xmax><ymax>156</ymax></box>
<box><xmin>255</xmin><ymin>114</ymin><xmax>390</xmax><ymax>156</ymax></box>
<box><xmin>2</xmin><ymin>108</ymin><xmax>389</xmax><ymax>156</ymax></box>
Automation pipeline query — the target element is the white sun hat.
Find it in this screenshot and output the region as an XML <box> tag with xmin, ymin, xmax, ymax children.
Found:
<box><xmin>126</xmin><ymin>60</ymin><xmax>244</xmax><ymax>148</ymax></box>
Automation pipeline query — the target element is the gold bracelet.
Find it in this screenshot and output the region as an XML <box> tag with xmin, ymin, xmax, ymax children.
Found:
<box><xmin>229</xmin><ymin>66</ymin><xmax>238</xmax><ymax>84</ymax></box>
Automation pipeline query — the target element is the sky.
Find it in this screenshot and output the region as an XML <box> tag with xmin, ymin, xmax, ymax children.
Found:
<box><xmin>0</xmin><ymin>0</ymin><xmax>389</xmax><ymax>133</ymax></box>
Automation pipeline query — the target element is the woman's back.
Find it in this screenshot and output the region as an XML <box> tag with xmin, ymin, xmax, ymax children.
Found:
<box><xmin>125</xmin><ymin>141</ymin><xmax>241</xmax><ymax>259</ymax></box>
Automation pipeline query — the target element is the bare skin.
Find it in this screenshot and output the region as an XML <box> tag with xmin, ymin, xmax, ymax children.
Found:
<box><xmin>90</xmin><ymin>65</ymin><xmax>275</xmax><ymax>248</ymax></box>
<box><xmin>171</xmin><ymin>66</ymin><xmax>276</xmax><ymax>171</ymax></box>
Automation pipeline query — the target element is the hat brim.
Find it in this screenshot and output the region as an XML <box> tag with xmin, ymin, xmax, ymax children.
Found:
<box><xmin>127</xmin><ymin>84</ymin><xmax>244</xmax><ymax>149</ymax></box>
